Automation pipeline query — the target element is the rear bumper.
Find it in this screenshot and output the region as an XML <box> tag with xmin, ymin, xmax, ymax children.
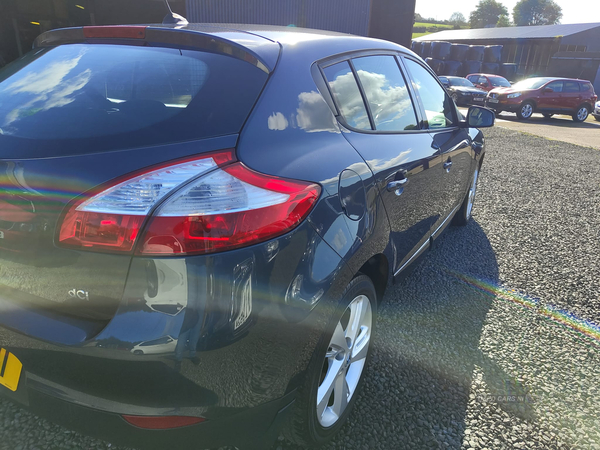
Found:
<box><xmin>0</xmin><ymin>220</ymin><xmax>352</xmax><ymax>448</ymax></box>
<box><xmin>3</xmin><ymin>381</ymin><xmax>295</xmax><ymax>450</ymax></box>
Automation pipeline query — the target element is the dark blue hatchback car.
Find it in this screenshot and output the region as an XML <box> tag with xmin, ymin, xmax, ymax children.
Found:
<box><xmin>0</xmin><ymin>23</ymin><xmax>493</xmax><ymax>449</ymax></box>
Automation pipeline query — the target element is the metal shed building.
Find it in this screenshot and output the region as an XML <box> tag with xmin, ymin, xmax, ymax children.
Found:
<box><xmin>415</xmin><ymin>23</ymin><xmax>600</xmax><ymax>93</ymax></box>
<box><xmin>185</xmin><ymin>0</ymin><xmax>417</xmax><ymax>47</ymax></box>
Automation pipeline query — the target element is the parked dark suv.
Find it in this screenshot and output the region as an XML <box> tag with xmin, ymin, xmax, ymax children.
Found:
<box><xmin>439</xmin><ymin>76</ymin><xmax>487</xmax><ymax>106</ymax></box>
<box><xmin>486</xmin><ymin>77</ymin><xmax>597</xmax><ymax>122</ymax></box>
<box><xmin>0</xmin><ymin>23</ymin><xmax>493</xmax><ymax>450</ymax></box>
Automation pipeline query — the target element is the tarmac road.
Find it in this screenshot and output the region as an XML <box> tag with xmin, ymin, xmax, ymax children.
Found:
<box><xmin>460</xmin><ymin>107</ymin><xmax>600</xmax><ymax>150</ymax></box>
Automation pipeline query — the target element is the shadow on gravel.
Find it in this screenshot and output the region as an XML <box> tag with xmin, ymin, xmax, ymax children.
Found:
<box><xmin>302</xmin><ymin>220</ymin><xmax>527</xmax><ymax>450</ymax></box>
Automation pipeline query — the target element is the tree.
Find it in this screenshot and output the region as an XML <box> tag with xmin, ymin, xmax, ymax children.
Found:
<box><xmin>513</xmin><ymin>0</ymin><xmax>562</xmax><ymax>26</ymax></box>
<box><xmin>469</xmin><ymin>0</ymin><xmax>509</xmax><ymax>28</ymax></box>
<box><xmin>449</xmin><ymin>12</ymin><xmax>467</xmax><ymax>28</ymax></box>
<box><xmin>496</xmin><ymin>14</ymin><xmax>512</xmax><ymax>27</ymax></box>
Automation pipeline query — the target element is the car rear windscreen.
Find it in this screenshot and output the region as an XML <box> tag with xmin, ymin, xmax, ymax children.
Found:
<box><xmin>0</xmin><ymin>44</ymin><xmax>268</xmax><ymax>158</ymax></box>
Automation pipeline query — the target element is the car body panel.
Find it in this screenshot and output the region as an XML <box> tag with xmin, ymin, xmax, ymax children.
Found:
<box><xmin>593</xmin><ymin>101</ymin><xmax>600</xmax><ymax>119</ymax></box>
<box><xmin>236</xmin><ymin>37</ymin><xmax>395</xmax><ymax>279</ymax></box>
<box><xmin>429</xmin><ymin>129</ymin><xmax>474</xmax><ymax>235</ymax></box>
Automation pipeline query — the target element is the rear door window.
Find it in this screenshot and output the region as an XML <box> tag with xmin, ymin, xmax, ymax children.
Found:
<box><xmin>0</xmin><ymin>44</ymin><xmax>268</xmax><ymax>158</ymax></box>
<box><xmin>323</xmin><ymin>62</ymin><xmax>371</xmax><ymax>130</ymax></box>
<box><xmin>351</xmin><ymin>55</ymin><xmax>418</xmax><ymax>131</ymax></box>
<box><xmin>563</xmin><ymin>81</ymin><xmax>581</xmax><ymax>93</ymax></box>
<box><xmin>404</xmin><ymin>58</ymin><xmax>456</xmax><ymax>129</ymax></box>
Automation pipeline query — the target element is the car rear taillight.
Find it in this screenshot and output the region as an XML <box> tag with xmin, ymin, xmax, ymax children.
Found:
<box><xmin>137</xmin><ymin>163</ymin><xmax>321</xmax><ymax>255</ymax></box>
<box><xmin>57</xmin><ymin>151</ymin><xmax>321</xmax><ymax>255</ymax></box>
<box><xmin>57</xmin><ymin>150</ymin><xmax>235</xmax><ymax>253</ymax></box>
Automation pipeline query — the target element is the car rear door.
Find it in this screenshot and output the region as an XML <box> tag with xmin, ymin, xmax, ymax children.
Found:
<box><xmin>562</xmin><ymin>81</ymin><xmax>583</xmax><ymax>111</ymax></box>
<box><xmin>321</xmin><ymin>54</ymin><xmax>444</xmax><ymax>274</ymax></box>
<box><xmin>402</xmin><ymin>57</ymin><xmax>473</xmax><ymax>238</ymax></box>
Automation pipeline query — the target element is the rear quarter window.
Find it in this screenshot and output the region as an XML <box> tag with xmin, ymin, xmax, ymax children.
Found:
<box><xmin>0</xmin><ymin>44</ymin><xmax>268</xmax><ymax>158</ymax></box>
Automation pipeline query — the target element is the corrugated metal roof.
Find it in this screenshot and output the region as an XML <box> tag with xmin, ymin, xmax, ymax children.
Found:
<box><xmin>414</xmin><ymin>22</ymin><xmax>600</xmax><ymax>42</ymax></box>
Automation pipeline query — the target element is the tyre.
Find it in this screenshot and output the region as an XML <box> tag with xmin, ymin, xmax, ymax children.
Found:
<box><xmin>595</xmin><ymin>115</ymin><xmax>600</xmax><ymax>122</ymax></box>
<box><xmin>283</xmin><ymin>275</ymin><xmax>377</xmax><ymax>447</ymax></box>
<box><xmin>543</xmin><ymin>113</ymin><xmax>553</xmax><ymax>120</ymax></box>
<box><xmin>452</xmin><ymin>164</ymin><xmax>480</xmax><ymax>226</ymax></box>
<box><xmin>572</xmin><ymin>105</ymin><xmax>589</xmax><ymax>122</ymax></box>
<box><xmin>516</xmin><ymin>101</ymin><xmax>534</xmax><ymax>120</ymax></box>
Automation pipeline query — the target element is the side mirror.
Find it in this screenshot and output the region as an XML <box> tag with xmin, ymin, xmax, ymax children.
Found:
<box><xmin>462</xmin><ymin>106</ymin><xmax>495</xmax><ymax>128</ymax></box>
<box><xmin>543</xmin><ymin>87</ymin><xmax>553</xmax><ymax>93</ymax></box>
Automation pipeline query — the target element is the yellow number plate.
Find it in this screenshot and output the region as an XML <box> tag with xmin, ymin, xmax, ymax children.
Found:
<box><xmin>0</xmin><ymin>348</ymin><xmax>22</xmax><ymax>392</ymax></box>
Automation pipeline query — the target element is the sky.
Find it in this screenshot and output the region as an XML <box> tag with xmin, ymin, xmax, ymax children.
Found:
<box><xmin>415</xmin><ymin>0</ymin><xmax>600</xmax><ymax>25</ymax></box>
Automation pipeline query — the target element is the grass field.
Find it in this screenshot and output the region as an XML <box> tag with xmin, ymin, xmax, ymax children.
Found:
<box><xmin>413</xmin><ymin>22</ymin><xmax>453</xmax><ymax>29</ymax></box>
<box><xmin>412</xmin><ymin>22</ymin><xmax>460</xmax><ymax>39</ymax></box>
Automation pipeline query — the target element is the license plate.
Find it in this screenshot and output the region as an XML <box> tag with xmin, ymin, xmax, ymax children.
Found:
<box><xmin>0</xmin><ymin>348</ymin><xmax>22</xmax><ymax>392</ymax></box>
<box><xmin>488</xmin><ymin>98</ymin><xmax>499</xmax><ymax>104</ymax></box>
<box><xmin>473</xmin><ymin>97</ymin><xmax>484</xmax><ymax>101</ymax></box>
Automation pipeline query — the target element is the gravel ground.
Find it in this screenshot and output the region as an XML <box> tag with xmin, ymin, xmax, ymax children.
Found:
<box><xmin>1</xmin><ymin>126</ymin><xmax>600</xmax><ymax>450</ymax></box>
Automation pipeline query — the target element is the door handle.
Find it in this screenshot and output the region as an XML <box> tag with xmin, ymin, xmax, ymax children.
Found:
<box><xmin>443</xmin><ymin>161</ymin><xmax>453</xmax><ymax>171</ymax></box>
<box><xmin>387</xmin><ymin>179</ymin><xmax>407</xmax><ymax>191</ymax></box>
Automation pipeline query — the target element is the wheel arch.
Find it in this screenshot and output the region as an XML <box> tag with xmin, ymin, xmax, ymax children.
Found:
<box><xmin>522</xmin><ymin>98</ymin><xmax>537</xmax><ymax>109</ymax></box>
<box><xmin>357</xmin><ymin>254</ymin><xmax>389</xmax><ymax>304</ymax></box>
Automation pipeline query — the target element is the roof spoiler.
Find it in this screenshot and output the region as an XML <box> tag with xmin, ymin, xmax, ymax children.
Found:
<box><xmin>33</xmin><ymin>26</ymin><xmax>271</xmax><ymax>73</ymax></box>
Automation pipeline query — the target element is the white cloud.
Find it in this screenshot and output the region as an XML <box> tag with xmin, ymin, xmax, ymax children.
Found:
<box><xmin>1</xmin><ymin>50</ymin><xmax>91</xmax><ymax>128</ymax></box>
<box><xmin>268</xmin><ymin>112</ymin><xmax>289</xmax><ymax>130</ymax></box>
<box><xmin>295</xmin><ymin>91</ymin><xmax>339</xmax><ymax>133</ymax></box>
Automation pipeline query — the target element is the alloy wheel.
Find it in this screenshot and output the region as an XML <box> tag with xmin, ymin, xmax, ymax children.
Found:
<box><xmin>521</xmin><ymin>103</ymin><xmax>533</xmax><ymax>119</ymax></box>
<box><xmin>577</xmin><ymin>107</ymin><xmax>589</xmax><ymax>122</ymax></box>
<box><xmin>317</xmin><ymin>294</ymin><xmax>372</xmax><ymax>428</ymax></box>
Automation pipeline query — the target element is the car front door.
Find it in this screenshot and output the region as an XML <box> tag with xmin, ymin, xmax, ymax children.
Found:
<box><xmin>538</xmin><ymin>80</ymin><xmax>562</xmax><ymax>111</ymax></box>
<box><xmin>321</xmin><ymin>55</ymin><xmax>444</xmax><ymax>274</ymax></box>
<box><xmin>403</xmin><ymin>57</ymin><xmax>473</xmax><ymax>238</ymax></box>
